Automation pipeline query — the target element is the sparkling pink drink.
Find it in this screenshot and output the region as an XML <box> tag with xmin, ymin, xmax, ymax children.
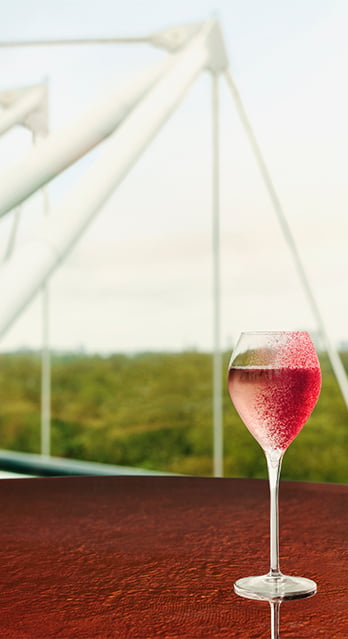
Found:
<box><xmin>228</xmin><ymin>366</ymin><xmax>321</xmax><ymax>451</ymax></box>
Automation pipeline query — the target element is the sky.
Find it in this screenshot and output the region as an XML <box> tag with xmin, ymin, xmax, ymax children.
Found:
<box><xmin>0</xmin><ymin>0</ymin><xmax>347</xmax><ymax>353</ymax></box>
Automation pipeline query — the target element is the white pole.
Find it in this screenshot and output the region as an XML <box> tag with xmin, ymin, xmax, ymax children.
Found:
<box><xmin>0</xmin><ymin>54</ymin><xmax>177</xmax><ymax>219</ymax></box>
<box><xmin>212</xmin><ymin>72</ymin><xmax>223</xmax><ymax>477</ymax></box>
<box><xmin>41</xmin><ymin>184</ymin><xmax>51</xmax><ymax>457</ymax></box>
<box><xmin>224</xmin><ymin>69</ymin><xmax>348</xmax><ymax>409</ymax></box>
<box><xmin>0</xmin><ymin>86</ymin><xmax>46</xmax><ymax>137</ymax></box>
<box><xmin>0</xmin><ymin>22</ymin><xmax>219</xmax><ymax>338</ymax></box>
<box><xmin>41</xmin><ymin>278</ymin><xmax>50</xmax><ymax>457</ymax></box>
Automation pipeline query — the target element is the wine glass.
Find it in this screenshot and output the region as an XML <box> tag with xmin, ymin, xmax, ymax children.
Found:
<box><xmin>227</xmin><ymin>331</ymin><xmax>322</xmax><ymax>601</ymax></box>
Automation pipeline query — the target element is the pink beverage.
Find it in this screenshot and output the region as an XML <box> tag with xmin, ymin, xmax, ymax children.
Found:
<box><xmin>228</xmin><ymin>365</ymin><xmax>322</xmax><ymax>452</ymax></box>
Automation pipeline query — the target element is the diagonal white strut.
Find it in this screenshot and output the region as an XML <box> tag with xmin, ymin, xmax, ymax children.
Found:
<box><xmin>0</xmin><ymin>22</ymin><xmax>214</xmax><ymax>220</ymax></box>
<box><xmin>0</xmin><ymin>55</ymin><xmax>177</xmax><ymax>218</ymax></box>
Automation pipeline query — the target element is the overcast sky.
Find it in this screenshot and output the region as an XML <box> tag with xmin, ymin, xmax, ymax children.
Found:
<box><xmin>0</xmin><ymin>0</ymin><xmax>347</xmax><ymax>353</ymax></box>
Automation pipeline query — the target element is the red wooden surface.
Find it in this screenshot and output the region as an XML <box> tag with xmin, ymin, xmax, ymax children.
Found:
<box><xmin>0</xmin><ymin>475</ymin><xmax>347</xmax><ymax>638</ymax></box>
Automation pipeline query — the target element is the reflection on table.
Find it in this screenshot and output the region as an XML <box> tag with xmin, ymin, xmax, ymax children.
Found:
<box><xmin>0</xmin><ymin>475</ymin><xmax>347</xmax><ymax>638</ymax></box>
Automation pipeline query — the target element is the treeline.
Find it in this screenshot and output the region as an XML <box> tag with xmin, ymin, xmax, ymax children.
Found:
<box><xmin>0</xmin><ymin>350</ymin><xmax>347</xmax><ymax>482</ymax></box>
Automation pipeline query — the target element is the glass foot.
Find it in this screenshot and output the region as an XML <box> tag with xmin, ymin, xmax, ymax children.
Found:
<box><xmin>234</xmin><ymin>573</ymin><xmax>317</xmax><ymax>602</ymax></box>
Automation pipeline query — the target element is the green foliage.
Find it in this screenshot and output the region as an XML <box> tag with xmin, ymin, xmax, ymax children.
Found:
<box><xmin>0</xmin><ymin>349</ymin><xmax>347</xmax><ymax>482</ymax></box>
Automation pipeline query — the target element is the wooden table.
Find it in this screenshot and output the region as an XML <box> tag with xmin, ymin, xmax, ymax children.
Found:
<box><xmin>0</xmin><ymin>475</ymin><xmax>347</xmax><ymax>638</ymax></box>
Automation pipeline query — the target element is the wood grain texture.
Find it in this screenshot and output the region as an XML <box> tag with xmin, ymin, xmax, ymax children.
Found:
<box><xmin>0</xmin><ymin>476</ymin><xmax>347</xmax><ymax>638</ymax></box>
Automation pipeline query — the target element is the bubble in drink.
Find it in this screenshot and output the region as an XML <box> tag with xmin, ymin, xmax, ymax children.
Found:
<box><xmin>228</xmin><ymin>365</ymin><xmax>321</xmax><ymax>452</ymax></box>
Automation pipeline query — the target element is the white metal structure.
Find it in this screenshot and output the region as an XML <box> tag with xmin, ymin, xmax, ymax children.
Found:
<box><xmin>0</xmin><ymin>83</ymin><xmax>51</xmax><ymax>456</ymax></box>
<box><xmin>0</xmin><ymin>20</ymin><xmax>347</xmax><ymax>476</ymax></box>
<box><xmin>0</xmin><ymin>84</ymin><xmax>47</xmax><ymax>137</ymax></box>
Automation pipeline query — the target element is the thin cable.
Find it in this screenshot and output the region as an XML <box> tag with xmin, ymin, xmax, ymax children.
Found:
<box><xmin>0</xmin><ymin>37</ymin><xmax>150</xmax><ymax>48</ymax></box>
<box><xmin>224</xmin><ymin>68</ymin><xmax>348</xmax><ymax>409</ymax></box>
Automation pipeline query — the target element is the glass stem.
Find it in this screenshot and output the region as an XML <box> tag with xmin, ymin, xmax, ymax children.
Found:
<box><xmin>266</xmin><ymin>450</ymin><xmax>283</xmax><ymax>577</ymax></box>
<box><xmin>270</xmin><ymin>601</ymin><xmax>280</xmax><ymax>639</ymax></box>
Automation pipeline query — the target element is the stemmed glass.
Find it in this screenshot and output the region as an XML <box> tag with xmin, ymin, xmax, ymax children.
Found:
<box><xmin>227</xmin><ymin>331</ymin><xmax>322</xmax><ymax>601</ymax></box>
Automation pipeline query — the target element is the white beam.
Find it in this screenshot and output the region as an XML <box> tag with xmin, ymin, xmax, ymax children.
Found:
<box><xmin>0</xmin><ymin>51</ymin><xmax>179</xmax><ymax>218</ymax></box>
<box><xmin>0</xmin><ymin>37</ymin><xmax>150</xmax><ymax>47</ymax></box>
<box><xmin>0</xmin><ymin>22</ymin><xmax>203</xmax><ymax>53</ymax></box>
<box><xmin>0</xmin><ymin>20</ymin><xmax>228</xmax><ymax>338</ymax></box>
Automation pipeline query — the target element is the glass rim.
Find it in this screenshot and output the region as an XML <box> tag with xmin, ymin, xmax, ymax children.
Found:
<box><xmin>238</xmin><ymin>330</ymin><xmax>310</xmax><ymax>336</ymax></box>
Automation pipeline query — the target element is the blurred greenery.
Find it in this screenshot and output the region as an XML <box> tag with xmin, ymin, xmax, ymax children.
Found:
<box><xmin>0</xmin><ymin>349</ymin><xmax>347</xmax><ymax>482</ymax></box>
